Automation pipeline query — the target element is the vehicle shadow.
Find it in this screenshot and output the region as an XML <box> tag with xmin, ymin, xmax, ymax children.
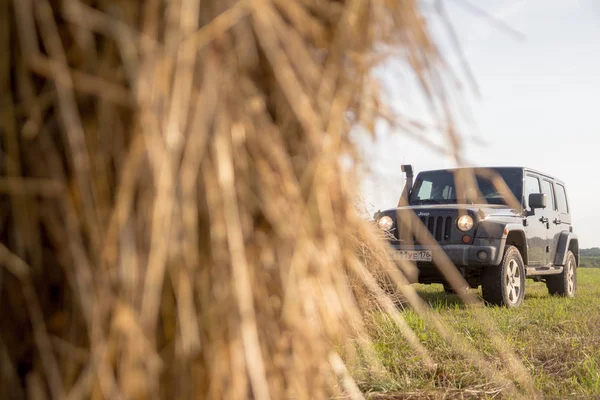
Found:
<box><xmin>392</xmin><ymin>284</ymin><xmax>554</xmax><ymax>310</ymax></box>
<box><xmin>416</xmin><ymin>288</ymin><xmax>549</xmax><ymax>308</ymax></box>
<box><xmin>523</xmin><ymin>292</ymin><xmax>551</xmax><ymax>300</ymax></box>
<box><xmin>413</xmin><ymin>286</ymin><xmax>472</xmax><ymax>310</ymax></box>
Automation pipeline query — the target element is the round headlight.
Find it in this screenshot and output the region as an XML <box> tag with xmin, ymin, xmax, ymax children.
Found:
<box><xmin>377</xmin><ymin>215</ymin><xmax>393</xmax><ymax>231</ymax></box>
<box><xmin>457</xmin><ymin>215</ymin><xmax>474</xmax><ymax>232</ymax></box>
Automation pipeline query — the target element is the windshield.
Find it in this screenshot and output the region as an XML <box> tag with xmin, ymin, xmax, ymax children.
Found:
<box><xmin>409</xmin><ymin>168</ymin><xmax>523</xmax><ymax>206</ymax></box>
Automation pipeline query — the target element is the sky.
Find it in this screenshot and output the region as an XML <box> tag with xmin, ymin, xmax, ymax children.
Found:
<box><xmin>359</xmin><ymin>0</ymin><xmax>600</xmax><ymax>248</ymax></box>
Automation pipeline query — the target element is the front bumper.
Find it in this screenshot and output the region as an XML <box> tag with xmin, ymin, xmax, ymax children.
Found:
<box><xmin>390</xmin><ymin>239</ymin><xmax>502</xmax><ymax>267</ymax></box>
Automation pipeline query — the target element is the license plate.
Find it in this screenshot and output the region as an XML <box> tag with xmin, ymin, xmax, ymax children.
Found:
<box><xmin>394</xmin><ymin>250</ymin><xmax>432</xmax><ymax>262</ymax></box>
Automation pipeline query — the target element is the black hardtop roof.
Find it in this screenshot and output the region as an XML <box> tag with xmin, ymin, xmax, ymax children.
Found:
<box><xmin>417</xmin><ymin>166</ymin><xmax>565</xmax><ymax>185</ymax></box>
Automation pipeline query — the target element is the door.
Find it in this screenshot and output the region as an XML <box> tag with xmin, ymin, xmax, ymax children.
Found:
<box><xmin>540</xmin><ymin>179</ymin><xmax>560</xmax><ymax>266</ymax></box>
<box><xmin>523</xmin><ymin>174</ymin><xmax>546</xmax><ymax>266</ymax></box>
<box><xmin>553</xmin><ymin>182</ymin><xmax>572</xmax><ymax>259</ymax></box>
<box><xmin>554</xmin><ymin>183</ymin><xmax>571</xmax><ymax>228</ymax></box>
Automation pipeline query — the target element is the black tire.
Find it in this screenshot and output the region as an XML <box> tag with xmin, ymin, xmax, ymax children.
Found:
<box><xmin>443</xmin><ymin>283</ymin><xmax>469</xmax><ymax>295</ymax></box>
<box><xmin>482</xmin><ymin>245</ymin><xmax>526</xmax><ymax>307</ymax></box>
<box><xmin>546</xmin><ymin>251</ymin><xmax>577</xmax><ymax>297</ymax></box>
<box><xmin>443</xmin><ymin>284</ymin><xmax>455</xmax><ymax>294</ymax></box>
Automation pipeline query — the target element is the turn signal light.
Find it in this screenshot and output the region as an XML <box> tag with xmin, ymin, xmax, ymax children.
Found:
<box><xmin>462</xmin><ymin>235</ymin><xmax>472</xmax><ymax>244</ymax></box>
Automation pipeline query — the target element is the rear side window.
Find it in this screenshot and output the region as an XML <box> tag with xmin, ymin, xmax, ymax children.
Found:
<box><xmin>524</xmin><ymin>175</ymin><xmax>540</xmax><ymax>207</ymax></box>
<box><xmin>541</xmin><ymin>180</ymin><xmax>555</xmax><ymax>211</ymax></box>
<box><xmin>555</xmin><ymin>184</ymin><xmax>569</xmax><ymax>214</ymax></box>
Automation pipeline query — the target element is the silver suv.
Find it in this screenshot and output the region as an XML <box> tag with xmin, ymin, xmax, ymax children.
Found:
<box><xmin>374</xmin><ymin>166</ymin><xmax>578</xmax><ymax>307</ymax></box>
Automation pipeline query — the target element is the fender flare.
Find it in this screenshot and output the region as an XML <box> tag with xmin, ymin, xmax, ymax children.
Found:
<box><xmin>495</xmin><ymin>224</ymin><xmax>527</xmax><ymax>265</ymax></box>
<box><xmin>554</xmin><ymin>232</ymin><xmax>579</xmax><ymax>266</ymax></box>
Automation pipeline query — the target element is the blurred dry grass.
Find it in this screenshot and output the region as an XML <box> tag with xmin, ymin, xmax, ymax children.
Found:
<box><xmin>1</xmin><ymin>0</ymin><xmax>537</xmax><ymax>399</ymax></box>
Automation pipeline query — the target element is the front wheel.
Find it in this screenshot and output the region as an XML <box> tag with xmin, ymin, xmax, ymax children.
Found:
<box><xmin>546</xmin><ymin>251</ymin><xmax>577</xmax><ymax>297</ymax></box>
<box><xmin>482</xmin><ymin>246</ymin><xmax>526</xmax><ymax>307</ymax></box>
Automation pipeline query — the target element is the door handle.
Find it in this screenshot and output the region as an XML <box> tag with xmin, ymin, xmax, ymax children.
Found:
<box><xmin>539</xmin><ymin>217</ymin><xmax>549</xmax><ymax>224</ymax></box>
<box><xmin>553</xmin><ymin>218</ymin><xmax>561</xmax><ymax>224</ymax></box>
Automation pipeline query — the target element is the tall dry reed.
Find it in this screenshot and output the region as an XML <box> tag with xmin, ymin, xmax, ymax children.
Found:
<box><xmin>1</xmin><ymin>1</ymin><xmax>536</xmax><ymax>399</ymax></box>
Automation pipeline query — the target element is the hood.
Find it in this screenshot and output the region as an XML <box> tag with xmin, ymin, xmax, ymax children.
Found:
<box><xmin>377</xmin><ymin>204</ymin><xmax>522</xmax><ymax>220</ymax></box>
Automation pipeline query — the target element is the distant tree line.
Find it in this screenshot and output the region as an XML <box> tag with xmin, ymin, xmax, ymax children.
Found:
<box><xmin>580</xmin><ymin>248</ymin><xmax>600</xmax><ymax>268</ymax></box>
<box><xmin>581</xmin><ymin>247</ymin><xmax>600</xmax><ymax>257</ymax></box>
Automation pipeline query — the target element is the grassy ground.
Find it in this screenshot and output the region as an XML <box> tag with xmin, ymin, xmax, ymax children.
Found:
<box><xmin>361</xmin><ymin>268</ymin><xmax>600</xmax><ymax>399</ymax></box>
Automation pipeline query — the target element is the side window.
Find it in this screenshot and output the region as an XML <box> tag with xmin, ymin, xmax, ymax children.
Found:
<box><xmin>524</xmin><ymin>175</ymin><xmax>540</xmax><ymax>207</ymax></box>
<box><xmin>555</xmin><ymin>184</ymin><xmax>569</xmax><ymax>214</ymax></box>
<box><xmin>541</xmin><ymin>180</ymin><xmax>555</xmax><ymax>211</ymax></box>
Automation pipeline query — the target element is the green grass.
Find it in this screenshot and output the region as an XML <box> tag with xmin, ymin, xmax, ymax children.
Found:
<box><xmin>360</xmin><ymin>269</ymin><xmax>600</xmax><ymax>399</ymax></box>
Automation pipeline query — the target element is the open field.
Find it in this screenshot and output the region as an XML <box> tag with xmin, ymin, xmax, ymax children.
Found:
<box><xmin>362</xmin><ymin>268</ymin><xmax>600</xmax><ymax>399</ymax></box>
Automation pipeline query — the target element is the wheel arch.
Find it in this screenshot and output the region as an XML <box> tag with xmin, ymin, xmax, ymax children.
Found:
<box><xmin>502</xmin><ymin>226</ymin><xmax>528</xmax><ymax>265</ymax></box>
<box><xmin>569</xmin><ymin>238</ymin><xmax>579</xmax><ymax>267</ymax></box>
<box><xmin>554</xmin><ymin>232</ymin><xmax>579</xmax><ymax>266</ymax></box>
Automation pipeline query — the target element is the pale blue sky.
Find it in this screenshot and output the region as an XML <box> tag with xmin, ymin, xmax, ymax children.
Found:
<box><xmin>359</xmin><ymin>1</ymin><xmax>600</xmax><ymax>248</ymax></box>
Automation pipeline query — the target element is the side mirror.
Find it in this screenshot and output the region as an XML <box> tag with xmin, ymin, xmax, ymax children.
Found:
<box><xmin>529</xmin><ymin>193</ymin><xmax>547</xmax><ymax>210</ymax></box>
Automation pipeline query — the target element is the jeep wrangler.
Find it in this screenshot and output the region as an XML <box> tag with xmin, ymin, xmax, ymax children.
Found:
<box><xmin>374</xmin><ymin>166</ymin><xmax>578</xmax><ymax>307</ymax></box>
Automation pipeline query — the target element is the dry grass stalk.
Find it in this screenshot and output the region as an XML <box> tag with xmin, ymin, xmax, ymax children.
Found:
<box><xmin>1</xmin><ymin>0</ymin><xmax>537</xmax><ymax>399</ymax></box>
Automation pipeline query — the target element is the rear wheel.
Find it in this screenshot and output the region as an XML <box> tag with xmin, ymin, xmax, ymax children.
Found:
<box><xmin>482</xmin><ymin>246</ymin><xmax>525</xmax><ymax>307</ymax></box>
<box><xmin>546</xmin><ymin>251</ymin><xmax>577</xmax><ymax>297</ymax></box>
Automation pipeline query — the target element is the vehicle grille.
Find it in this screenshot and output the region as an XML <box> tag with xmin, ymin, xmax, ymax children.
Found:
<box><xmin>390</xmin><ymin>212</ymin><xmax>457</xmax><ymax>244</ymax></box>
<box><xmin>419</xmin><ymin>216</ymin><xmax>453</xmax><ymax>242</ymax></box>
